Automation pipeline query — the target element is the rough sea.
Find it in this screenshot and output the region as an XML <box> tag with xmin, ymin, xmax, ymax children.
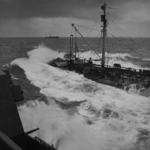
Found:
<box><xmin>1</xmin><ymin>37</ymin><xmax>150</xmax><ymax>150</ymax></box>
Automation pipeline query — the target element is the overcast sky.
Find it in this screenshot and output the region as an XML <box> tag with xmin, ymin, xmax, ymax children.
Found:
<box><xmin>0</xmin><ymin>0</ymin><xmax>150</xmax><ymax>37</ymax></box>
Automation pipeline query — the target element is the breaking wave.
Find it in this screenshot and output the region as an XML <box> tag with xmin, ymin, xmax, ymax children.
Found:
<box><xmin>10</xmin><ymin>45</ymin><xmax>150</xmax><ymax>150</ymax></box>
<box><xmin>75</xmin><ymin>50</ymin><xmax>142</xmax><ymax>69</ymax></box>
<box><xmin>142</xmin><ymin>58</ymin><xmax>150</xmax><ymax>62</ymax></box>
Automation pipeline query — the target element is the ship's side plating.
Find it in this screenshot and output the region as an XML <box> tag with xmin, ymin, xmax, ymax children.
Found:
<box><xmin>0</xmin><ymin>69</ymin><xmax>56</xmax><ymax>150</ymax></box>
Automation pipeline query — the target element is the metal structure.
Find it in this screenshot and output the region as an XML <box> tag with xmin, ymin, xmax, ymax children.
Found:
<box><xmin>49</xmin><ymin>3</ymin><xmax>150</xmax><ymax>97</ymax></box>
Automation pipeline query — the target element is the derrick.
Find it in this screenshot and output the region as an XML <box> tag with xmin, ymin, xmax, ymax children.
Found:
<box><xmin>101</xmin><ymin>3</ymin><xmax>107</xmax><ymax>68</ymax></box>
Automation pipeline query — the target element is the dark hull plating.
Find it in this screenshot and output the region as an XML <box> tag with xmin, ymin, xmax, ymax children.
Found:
<box><xmin>50</xmin><ymin>60</ymin><xmax>150</xmax><ymax>97</ymax></box>
<box><xmin>0</xmin><ymin>69</ymin><xmax>56</xmax><ymax>150</ymax></box>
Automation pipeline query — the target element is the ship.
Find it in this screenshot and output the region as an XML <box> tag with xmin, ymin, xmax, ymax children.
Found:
<box><xmin>49</xmin><ymin>3</ymin><xmax>150</xmax><ymax>97</ymax></box>
<box><xmin>45</xmin><ymin>35</ymin><xmax>59</xmax><ymax>39</ymax></box>
<box><xmin>0</xmin><ymin>68</ymin><xmax>56</xmax><ymax>150</ymax></box>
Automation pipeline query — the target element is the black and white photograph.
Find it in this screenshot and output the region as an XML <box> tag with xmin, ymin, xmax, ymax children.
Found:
<box><xmin>0</xmin><ymin>0</ymin><xmax>150</xmax><ymax>150</ymax></box>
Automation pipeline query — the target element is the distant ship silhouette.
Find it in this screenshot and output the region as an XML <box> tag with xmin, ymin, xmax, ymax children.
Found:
<box><xmin>45</xmin><ymin>35</ymin><xmax>59</xmax><ymax>39</ymax></box>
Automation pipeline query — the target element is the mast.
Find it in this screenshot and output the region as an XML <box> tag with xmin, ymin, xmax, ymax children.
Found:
<box><xmin>101</xmin><ymin>3</ymin><xmax>107</xmax><ymax>68</ymax></box>
<box><xmin>70</xmin><ymin>34</ymin><xmax>73</xmax><ymax>59</ymax></box>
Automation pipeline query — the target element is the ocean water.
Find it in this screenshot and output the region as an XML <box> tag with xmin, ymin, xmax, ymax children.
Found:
<box><xmin>1</xmin><ymin>37</ymin><xmax>150</xmax><ymax>150</ymax></box>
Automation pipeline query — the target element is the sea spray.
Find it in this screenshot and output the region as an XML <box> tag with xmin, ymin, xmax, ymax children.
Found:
<box><xmin>11</xmin><ymin>45</ymin><xmax>150</xmax><ymax>149</ymax></box>
<box><xmin>18</xmin><ymin>100</ymin><xmax>69</xmax><ymax>148</ymax></box>
<box><xmin>73</xmin><ymin>50</ymin><xmax>143</xmax><ymax>69</ymax></box>
<box><xmin>18</xmin><ymin>99</ymin><xmax>150</xmax><ymax>150</ymax></box>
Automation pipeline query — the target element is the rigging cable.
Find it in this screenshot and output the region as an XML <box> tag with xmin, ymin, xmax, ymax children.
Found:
<box><xmin>73</xmin><ymin>17</ymin><xmax>102</xmax><ymax>61</ymax></box>
<box><xmin>107</xmin><ymin>15</ymin><xmax>148</xmax><ymax>57</ymax></box>
<box><xmin>73</xmin><ymin>25</ymin><xmax>101</xmax><ymax>60</ymax></box>
<box><xmin>108</xmin><ymin>16</ymin><xmax>136</xmax><ymax>42</ymax></box>
<box><xmin>107</xmin><ymin>23</ymin><xmax>118</xmax><ymax>64</ymax></box>
<box><xmin>107</xmin><ymin>20</ymin><xmax>139</xmax><ymax>56</ymax></box>
<box><xmin>93</xmin><ymin>31</ymin><xmax>103</xmax><ymax>55</ymax></box>
<box><xmin>107</xmin><ymin>23</ymin><xmax>112</xmax><ymax>64</ymax></box>
<box><xmin>74</xmin><ymin>18</ymin><xmax>102</xmax><ymax>48</ymax></box>
<box><xmin>106</xmin><ymin>34</ymin><xmax>110</xmax><ymax>65</ymax></box>
<box><xmin>87</xmin><ymin>17</ymin><xmax>100</xmax><ymax>37</ymax></box>
<box><xmin>86</xmin><ymin>32</ymin><xmax>102</xmax><ymax>60</ymax></box>
<box><xmin>109</xmin><ymin>22</ymin><xmax>121</xmax><ymax>61</ymax></box>
<box><xmin>74</xmin><ymin>24</ymin><xmax>101</xmax><ymax>32</ymax></box>
<box><xmin>85</xmin><ymin>32</ymin><xmax>101</xmax><ymax>60</ymax></box>
<box><xmin>107</xmin><ymin>31</ymin><xmax>139</xmax><ymax>55</ymax></box>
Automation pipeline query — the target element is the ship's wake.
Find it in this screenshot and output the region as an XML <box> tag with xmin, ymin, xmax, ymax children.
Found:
<box><xmin>9</xmin><ymin>45</ymin><xmax>150</xmax><ymax>150</ymax></box>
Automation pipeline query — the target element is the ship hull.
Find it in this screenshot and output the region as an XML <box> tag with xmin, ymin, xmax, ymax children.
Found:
<box><xmin>49</xmin><ymin>60</ymin><xmax>150</xmax><ymax>97</ymax></box>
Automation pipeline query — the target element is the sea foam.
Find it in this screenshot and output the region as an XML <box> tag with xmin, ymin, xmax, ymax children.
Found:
<box><xmin>11</xmin><ymin>45</ymin><xmax>150</xmax><ymax>150</ymax></box>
